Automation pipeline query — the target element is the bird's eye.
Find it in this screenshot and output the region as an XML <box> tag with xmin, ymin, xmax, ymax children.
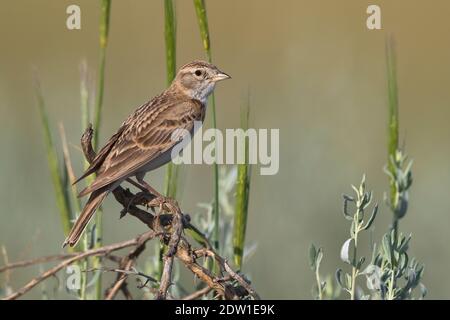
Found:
<box><xmin>194</xmin><ymin>69</ymin><xmax>202</xmax><ymax>77</ymax></box>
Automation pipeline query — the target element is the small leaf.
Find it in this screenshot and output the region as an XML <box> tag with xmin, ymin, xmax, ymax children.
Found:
<box><xmin>342</xmin><ymin>194</ymin><xmax>355</xmax><ymax>221</ymax></box>
<box><xmin>419</xmin><ymin>283</ymin><xmax>427</xmax><ymax>299</ymax></box>
<box><xmin>362</xmin><ymin>264</ymin><xmax>381</xmax><ymax>291</ymax></box>
<box><xmin>345</xmin><ymin>273</ymin><xmax>353</xmax><ymax>290</ymax></box>
<box><xmin>351</xmin><ymin>184</ymin><xmax>359</xmax><ymax>196</ymax></box>
<box><xmin>335</xmin><ymin>269</ymin><xmax>346</xmax><ymax>291</ymax></box>
<box><xmin>340</xmin><ymin>238</ymin><xmax>353</xmax><ymax>265</ymax></box>
<box><xmin>316</xmin><ymin>248</ymin><xmax>324</xmax><ymax>268</ymax></box>
<box><xmin>356</xmin><ymin>257</ymin><xmax>366</xmax><ymax>270</ymax></box>
<box><xmin>382</xmin><ymin>233</ymin><xmax>393</xmax><ymax>264</ymax></box>
<box><xmin>398</xmin><ymin>234</ymin><xmax>411</xmax><ymax>253</ymax></box>
<box><xmin>362</xmin><ymin>204</ymin><xmax>379</xmax><ymax>230</ymax></box>
<box><xmin>308</xmin><ymin>243</ymin><xmax>317</xmax><ymax>271</ymax></box>
<box><xmin>370</xmin><ymin>243</ymin><xmax>378</xmax><ymax>264</ymax></box>
<box><xmin>320</xmin><ymin>281</ymin><xmax>326</xmax><ymax>292</ymax></box>
<box><xmin>399</xmin><ymin>252</ymin><xmax>409</xmax><ymax>273</ymax></box>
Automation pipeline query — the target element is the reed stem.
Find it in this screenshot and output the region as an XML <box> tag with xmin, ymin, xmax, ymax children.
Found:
<box><xmin>193</xmin><ymin>0</ymin><xmax>220</xmax><ymax>254</ymax></box>
<box><xmin>91</xmin><ymin>0</ymin><xmax>112</xmax><ymax>300</ymax></box>
<box><xmin>386</xmin><ymin>35</ymin><xmax>399</xmax><ymax>235</ymax></box>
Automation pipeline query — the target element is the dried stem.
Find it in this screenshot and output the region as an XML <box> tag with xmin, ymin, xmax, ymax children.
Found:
<box><xmin>0</xmin><ymin>254</ymin><xmax>75</xmax><ymax>273</ymax></box>
<box><xmin>2</xmin><ymin>231</ymin><xmax>156</xmax><ymax>300</ymax></box>
<box><xmin>1</xmin><ymin>126</ymin><xmax>259</xmax><ymax>301</ymax></box>
<box><xmin>182</xmin><ymin>286</ymin><xmax>212</xmax><ymax>300</ymax></box>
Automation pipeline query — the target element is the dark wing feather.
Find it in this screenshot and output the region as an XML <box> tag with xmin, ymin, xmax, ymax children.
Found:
<box><xmin>78</xmin><ymin>98</ymin><xmax>204</xmax><ymax>197</ymax></box>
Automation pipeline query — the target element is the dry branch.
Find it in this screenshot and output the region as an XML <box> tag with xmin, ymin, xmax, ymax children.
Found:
<box><xmin>1</xmin><ymin>125</ymin><xmax>259</xmax><ymax>300</ymax></box>
<box><xmin>2</xmin><ymin>231</ymin><xmax>156</xmax><ymax>300</ymax></box>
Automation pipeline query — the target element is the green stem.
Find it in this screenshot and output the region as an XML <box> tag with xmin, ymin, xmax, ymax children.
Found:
<box><xmin>93</xmin><ymin>0</ymin><xmax>111</xmax><ymax>148</ymax></box>
<box><xmin>34</xmin><ymin>78</ymin><xmax>73</xmax><ymax>238</ymax></box>
<box><xmin>391</xmin><ymin>217</ymin><xmax>399</xmax><ymax>239</ymax></box>
<box><xmin>79</xmin><ymin>62</ymin><xmax>91</xmax><ymax>300</ymax></box>
<box><xmin>91</xmin><ymin>0</ymin><xmax>111</xmax><ymax>300</ymax></box>
<box><xmin>386</xmin><ymin>35</ymin><xmax>399</xmax><ymax>234</ymax></box>
<box><xmin>159</xmin><ymin>0</ymin><xmax>178</xmax><ymax>283</ymax></box>
<box><xmin>350</xmin><ymin>211</ymin><xmax>360</xmax><ymax>300</ymax></box>
<box><xmin>212</xmin><ymin>115</ymin><xmax>219</xmax><ymax>251</ymax></box>
<box><xmin>233</xmin><ymin>101</ymin><xmax>251</xmax><ymax>270</ymax></box>
<box><xmin>193</xmin><ymin>0</ymin><xmax>219</xmax><ymax>255</ymax></box>
<box><xmin>315</xmin><ymin>267</ymin><xmax>322</xmax><ymax>300</ymax></box>
<box><xmin>93</xmin><ymin>50</ymin><xmax>107</xmax><ymax>149</ymax></box>
<box><xmin>387</xmin><ymin>270</ymin><xmax>396</xmax><ymax>300</ymax></box>
<box><xmin>163</xmin><ymin>0</ymin><xmax>178</xmax><ymax>200</ymax></box>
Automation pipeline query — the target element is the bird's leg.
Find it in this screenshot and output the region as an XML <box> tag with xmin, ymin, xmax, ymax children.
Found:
<box><xmin>137</xmin><ymin>179</ymin><xmax>165</xmax><ymax>199</ymax></box>
<box><xmin>125</xmin><ymin>178</ymin><xmax>147</xmax><ymax>192</ymax></box>
<box><xmin>123</xmin><ymin>178</ymin><xmax>156</xmax><ymax>212</ymax></box>
<box><xmin>135</xmin><ymin>177</ymin><xmax>178</xmax><ymax>217</ymax></box>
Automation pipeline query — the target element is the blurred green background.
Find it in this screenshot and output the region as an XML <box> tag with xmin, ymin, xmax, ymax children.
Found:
<box><xmin>1</xmin><ymin>0</ymin><xmax>450</xmax><ymax>299</ymax></box>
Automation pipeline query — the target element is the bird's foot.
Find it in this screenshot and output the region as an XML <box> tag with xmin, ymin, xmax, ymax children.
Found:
<box><xmin>148</xmin><ymin>195</ymin><xmax>179</xmax><ymax>214</ymax></box>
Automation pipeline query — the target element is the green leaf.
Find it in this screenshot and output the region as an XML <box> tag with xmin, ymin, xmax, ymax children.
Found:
<box><xmin>356</xmin><ymin>257</ymin><xmax>366</xmax><ymax>270</ymax></box>
<box><xmin>316</xmin><ymin>247</ymin><xmax>323</xmax><ymax>268</ymax></box>
<box><xmin>362</xmin><ymin>204</ymin><xmax>379</xmax><ymax>230</ymax></box>
<box><xmin>397</xmin><ymin>234</ymin><xmax>411</xmax><ymax>253</ymax></box>
<box><xmin>193</xmin><ymin>0</ymin><xmax>211</xmax><ymax>60</ymax></box>
<box><xmin>93</xmin><ymin>0</ymin><xmax>111</xmax><ymax>148</ymax></box>
<box><xmin>335</xmin><ymin>269</ymin><xmax>346</xmax><ymax>291</ymax></box>
<box><xmin>345</xmin><ymin>273</ymin><xmax>353</xmax><ymax>291</ymax></box>
<box><xmin>308</xmin><ymin>244</ymin><xmax>317</xmax><ymax>271</ymax></box>
<box><xmin>91</xmin><ymin>0</ymin><xmax>112</xmax><ymax>300</ymax></box>
<box><xmin>233</xmin><ymin>98</ymin><xmax>251</xmax><ymax>269</ymax></box>
<box><xmin>342</xmin><ymin>194</ymin><xmax>354</xmax><ymax>221</ymax></box>
<box><xmin>419</xmin><ymin>283</ymin><xmax>427</xmax><ymax>299</ymax></box>
<box><xmin>340</xmin><ymin>238</ymin><xmax>353</xmax><ymax>265</ymax></box>
<box><xmin>34</xmin><ymin>75</ymin><xmax>72</xmax><ymax>237</ymax></box>
<box><xmin>382</xmin><ymin>233</ymin><xmax>393</xmax><ymax>265</ymax></box>
<box><xmin>193</xmin><ymin>0</ymin><xmax>220</xmax><ymax>256</ymax></box>
<box><xmin>163</xmin><ymin>0</ymin><xmax>180</xmax><ymax>200</ymax></box>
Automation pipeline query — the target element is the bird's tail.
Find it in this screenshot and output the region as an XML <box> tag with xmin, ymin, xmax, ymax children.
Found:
<box><xmin>63</xmin><ymin>187</ymin><xmax>109</xmax><ymax>248</ymax></box>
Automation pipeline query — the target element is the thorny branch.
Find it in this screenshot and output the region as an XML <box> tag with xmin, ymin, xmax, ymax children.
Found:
<box><xmin>2</xmin><ymin>231</ymin><xmax>157</xmax><ymax>300</ymax></box>
<box><xmin>0</xmin><ymin>125</ymin><xmax>259</xmax><ymax>300</ymax></box>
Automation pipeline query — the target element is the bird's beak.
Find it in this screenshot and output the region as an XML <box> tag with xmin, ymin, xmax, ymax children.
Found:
<box><xmin>212</xmin><ymin>71</ymin><xmax>231</xmax><ymax>82</ymax></box>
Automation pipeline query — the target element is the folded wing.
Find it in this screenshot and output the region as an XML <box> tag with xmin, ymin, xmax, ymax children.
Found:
<box><xmin>78</xmin><ymin>98</ymin><xmax>205</xmax><ymax>197</ymax></box>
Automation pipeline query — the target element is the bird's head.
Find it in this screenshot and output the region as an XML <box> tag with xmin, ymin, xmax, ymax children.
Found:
<box><xmin>172</xmin><ymin>60</ymin><xmax>231</xmax><ymax>103</ymax></box>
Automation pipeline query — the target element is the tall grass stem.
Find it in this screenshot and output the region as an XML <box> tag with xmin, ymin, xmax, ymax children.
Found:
<box><xmin>34</xmin><ymin>77</ymin><xmax>72</xmax><ymax>238</ymax></box>
<box><xmin>386</xmin><ymin>35</ymin><xmax>399</xmax><ymax>235</ymax></box>
<box><xmin>163</xmin><ymin>0</ymin><xmax>179</xmax><ymax>200</ymax></box>
<box><xmin>193</xmin><ymin>0</ymin><xmax>220</xmax><ymax>255</ymax></box>
<box><xmin>233</xmin><ymin>97</ymin><xmax>251</xmax><ymax>269</ymax></box>
<box><xmin>92</xmin><ymin>0</ymin><xmax>112</xmax><ymax>300</ymax></box>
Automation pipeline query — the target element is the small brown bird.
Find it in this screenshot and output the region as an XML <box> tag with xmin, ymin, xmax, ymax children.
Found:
<box><xmin>63</xmin><ymin>60</ymin><xmax>230</xmax><ymax>247</ymax></box>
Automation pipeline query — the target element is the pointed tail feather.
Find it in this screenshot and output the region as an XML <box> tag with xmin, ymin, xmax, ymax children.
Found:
<box><xmin>63</xmin><ymin>188</ymin><xmax>109</xmax><ymax>248</ymax></box>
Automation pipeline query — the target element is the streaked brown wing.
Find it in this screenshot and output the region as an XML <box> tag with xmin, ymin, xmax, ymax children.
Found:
<box><xmin>79</xmin><ymin>98</ymin><xmax>204</xmax><ymax>196</ymax></box>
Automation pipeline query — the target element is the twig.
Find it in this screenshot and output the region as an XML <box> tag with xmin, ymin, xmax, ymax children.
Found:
<box><xmin>193</xmin><ymin>248</ymin><xmax>260</xmax><ymax>299</ymax></box>
<box><xmin>223</xmin><ymin>260</ymin><xmax>260</xmax><ymax>300</ymax></box>
<box><xmin>104</xmin><ymin>234</ymin><xmax>153</xmax><ymax>300</ymax></box>
<box><xmin>1</xmin><ymin>246</ymin><xmax>11</xmax><ymax>286</ymax></box>
<box><xmin>0</xmin><ymin>254</ymin><xmax>75</xmax><ymax>273</ymax></box>
<box><xmin>155</xmin><ymin>255</ymin><xmax>174</xmax><ymax>300</ymax></box>
<box><xmin>104</xmin><ymin>262</ymin><xmax>134</xmax><ymax>300</ymax></box>
<box><xmin>155</xmin><ymin>201</ymin><xmax>183</xmax><ymax>300</ymax></box>
<box><xmin>182</xmin><ymin>286</ymin><xmax>212</xmax><ymax>300</ymax></box>
<box><xmin>2</xmin><ymin>231</ymin><xmax>156</xmax><ymax>300</ymax></box>
<box><xmin>58</xmin><ymin>123</ymin><xmax>79</xmax><ymax>187</ymax></box>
